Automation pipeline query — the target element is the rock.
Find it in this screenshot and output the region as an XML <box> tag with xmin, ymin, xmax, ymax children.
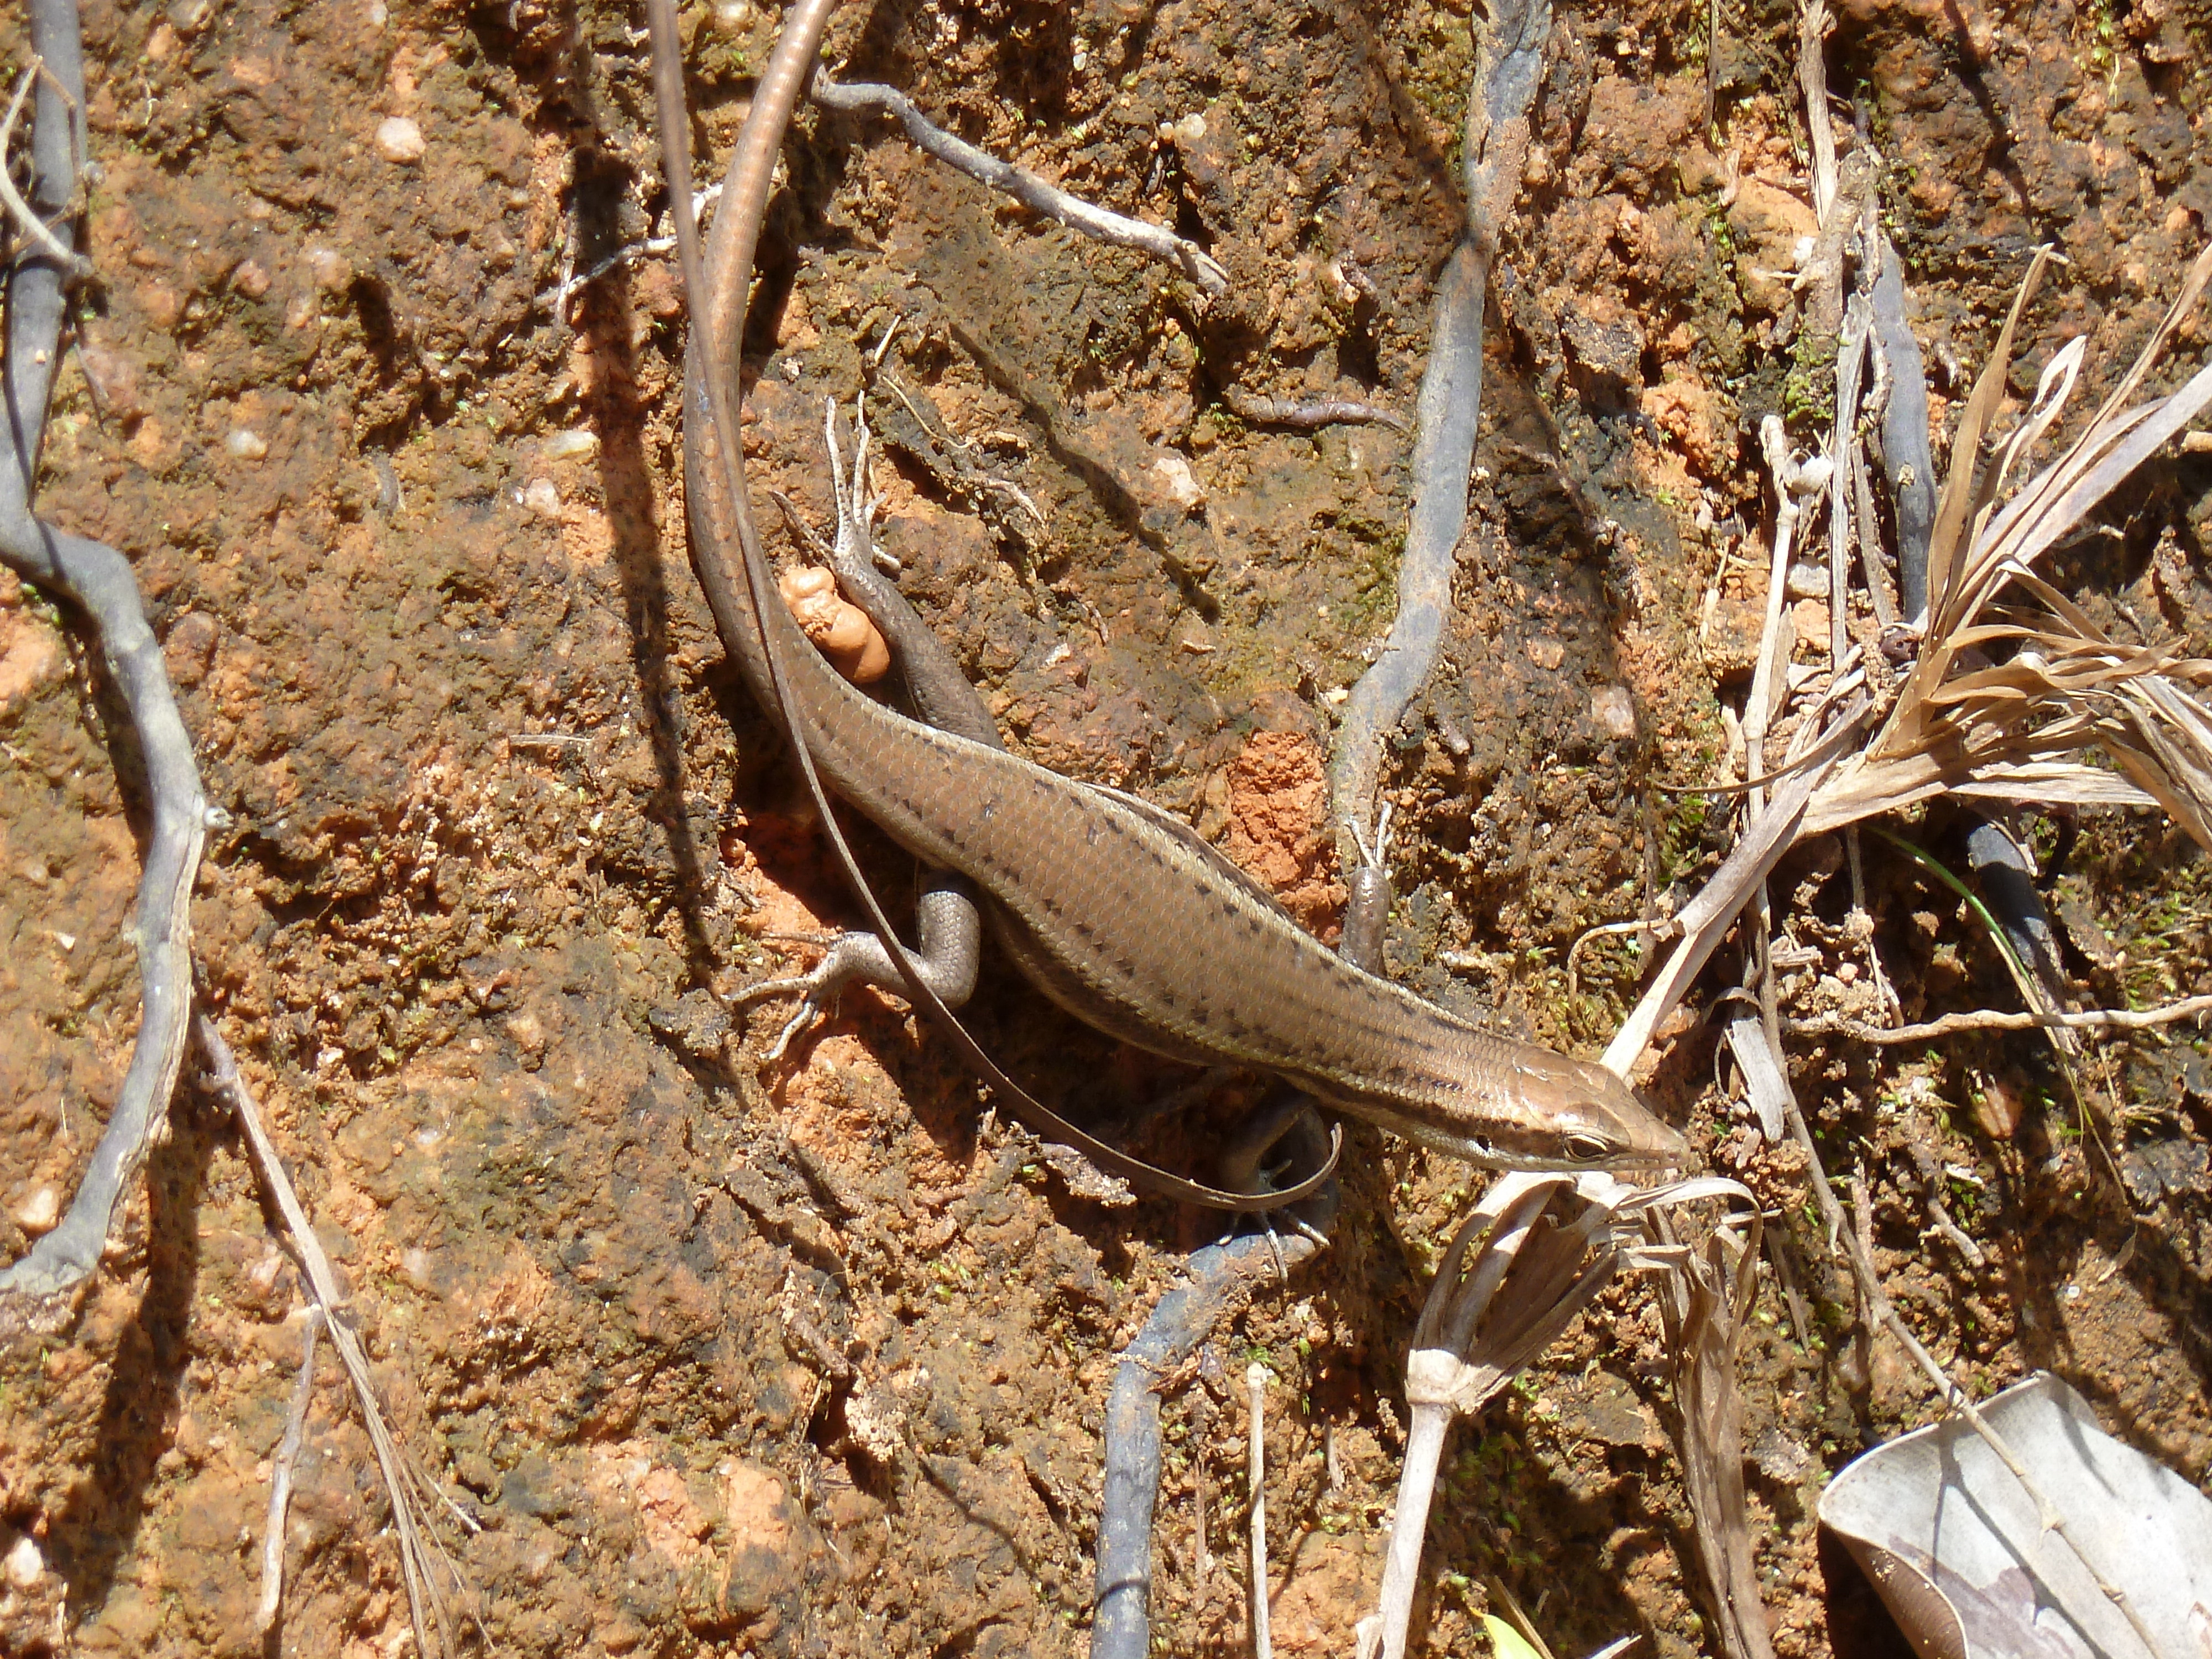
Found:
<box><xmin>374</xmin><ymin>117</ymin><xmax>425</xmax><ymax>165</ymax></box>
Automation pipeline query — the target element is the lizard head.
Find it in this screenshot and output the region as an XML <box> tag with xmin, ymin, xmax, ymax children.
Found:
<box><xmin>1487</xmin><ymin>1048</ymin><xmax>1689</xmax><ymax>1171</ymax></box>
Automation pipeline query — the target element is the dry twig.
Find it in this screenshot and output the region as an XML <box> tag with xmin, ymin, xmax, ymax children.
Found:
<box><xmin>256</xmin><ymin>1307</ymin><xmax>324</xmax><ymax>1635</ymax></box>
<box><xmin>0</xmin><ymin>0</ymin><xmax>208</xmax><ymax>1305</ymax></box>
<box><xmin>1785</xmin><ymin>992</ymin><xmax>2212</xmax><ymax>1043</ymax></box>
<box><xmin>1092</xmin><ymin>1224</ymin><xmax>1329</xmax><ymax>1659</ymax></box>
<box><xmin>0</xmin><ymin>57</ymin><xmax>90</xmax><ymax>280</ymax></box>
<box><xmin>1248</xmin><ymin>1362</ymin><xmax>1274</xmax><ymax>1659</ymax></box>
<box><xmin>811</xmin><ymin>72</ymin><xmax>1228</xmax><ymax>295</ymax></box>
<box><xmin>198</xmin><ymin>1016</ymin><xmax>466</xmax><ymax>1659</ymax></box>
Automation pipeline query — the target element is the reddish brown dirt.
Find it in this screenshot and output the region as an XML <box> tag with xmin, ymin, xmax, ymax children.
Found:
<box><xmin>0</xmin><ymin>0</ymin><xmax>2208</xmax><ymax>1655</ymax></box>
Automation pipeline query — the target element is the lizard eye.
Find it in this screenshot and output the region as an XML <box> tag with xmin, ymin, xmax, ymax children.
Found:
<box><xmin>1564</xmin><ymin>1131</ymin><xmax>1613</xmax><ymax>1164</ymax></box>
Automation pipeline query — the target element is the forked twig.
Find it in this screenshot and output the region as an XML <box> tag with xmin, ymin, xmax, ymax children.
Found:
<box><xmin>811</xmin><ymin>72</ymin><xmax>1229</xmax><ymax>295</ymax></box>
<box><xmin>198</xmin><ymin>1015</ymin><xmax>465</xmax><ymax>1659</ymax></box>
<box><xmin>0</xmin><ymin>57</ymin><xmax>91</xmax><ymax>280</ymax></box>
<box><xmin>1093</xmin><ymin>1224</ymin><xmax>1330</xmax><ymax>1659</ymax></box>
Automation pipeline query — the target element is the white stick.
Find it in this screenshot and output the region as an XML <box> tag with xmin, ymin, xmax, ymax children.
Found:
<box><xmin>256</xmin><ymin>1306</ymin><xmax>323</xmax><ymax>1634</ymax></box>
<box><xmin>1247</xmin><ymin>1362</ymin><xmax>1272</xmax><ymax>1659</ymax></box>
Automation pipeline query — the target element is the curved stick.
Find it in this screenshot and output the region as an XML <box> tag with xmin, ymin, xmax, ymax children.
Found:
<box><xmin>0</xmin><ymin>0</ymin><xmax>208</xmax><ymax>1302</ymax></box>
<box><xmin>1328</xmin><ymin>0</ymin><xmax>1550</xmax><ymax>854</ymax></box>
<box><xmin>812</xmin><ymin>73</ymin><xmax>1228</xmax><ymax>295</ymax></box>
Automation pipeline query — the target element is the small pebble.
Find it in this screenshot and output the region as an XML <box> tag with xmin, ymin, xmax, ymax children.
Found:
<box><xmin>14</xmin><ymin>1186</ymin><xmax>58</xmax><ymax>1234</ymax></box>
<box><xmin>1785</xmin><ymin>561</ymin><xmax>1827</xmax><ymax>600</ymax></box>
<box><xmin>1791</xmin><ymin>598</ymin><xmax>1831</xmax><ymax>653</ymax></box>
<box><xmin>1590</xmin><ymin>685</ymin><xmax>1636</xmax><ymax>740</ymax></box>
<box><xmin>228</xmin><ymin>259</ymin><xmax>271</xmax><ymax>299</ymax></box>
<box><xmin>138</xmin><ymin>281</ymin><xmax>183</xmax><ymax>331</ymax></box>
<box><xmin>541</xmin><ymin>427</ymin><xmax>598</xmax><ymax>461</ymax></box>
<box><xmin>1150</xmin><ymin>452</ymin><xmax>1204</xmax><ymax>513</ymax></box>
<box><xmin>1791</xmin><ymin>455</ymin><xmax>1835</xmax><ymax>495</ymax></box>
<box><xmin>225</xmin><ymin>427</ymin><xmax>269</xmax><ymax>460</ymax></box>
<box><xmin>374</xmin><ymin>116</ymin><xmax>426</xmax><ymax>165</ymax></box>
<box><xmin>304</xmin><ymin>246</ymin><xmax>352</xmax><ymax>293</ymax></box>
<box><xmin>162</xmin><ymin>610</ymin><xmax>218</xmax><ymax>687</ymax></box>
<box><xmin>522</xmin><ymin>477</ymin><xmax>561</xmax><ymax>520</ymax></box>
<box><xmin>4</xmin><ymin>1535</ymin><xmax>41</xmax><ymax>1589</ymax></box>
<box><xmin>76</xmin><ymin>342</ymin><xmax>144</xmax><ymax>421</ymax></box>
<box><xmin>1171</xmin><ymin>112</ymin><xmax>1207</xmax><ymax>145</ymax></box>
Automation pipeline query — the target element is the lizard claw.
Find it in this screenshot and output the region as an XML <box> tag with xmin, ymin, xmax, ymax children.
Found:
<box><xmin>732</xmin><ymin>960</ymin><xmax>843</xmax><ymax>1061</ymax></box>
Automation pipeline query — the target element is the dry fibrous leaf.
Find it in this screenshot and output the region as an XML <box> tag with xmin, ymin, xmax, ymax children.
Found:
<box><xmin>1802</xmin><ymin>242</ymin><xmax>2212</xmax><ymax>842</ymax></box>
<box><xmin>1819</xmin><ymin>1372</ymin><xmax>2212</xmax><ymax>1659</ymax></box>
<box><xmin>1613</xmin><ymin>241</ymin><xmax>2212</xmax><ymax>1079</ymax></box>
<box><xmin>1358</xmin><ymin>1175</ymin><xmax>1754</xmax><ymax>1659</ymax></box>
<box><xmin>1650</xmin><ymin>1206</ymin><xmax>1774</xmax><ymax>1659</ymax></box>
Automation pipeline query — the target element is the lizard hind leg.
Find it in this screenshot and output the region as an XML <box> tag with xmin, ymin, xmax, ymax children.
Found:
<box><xmin>734</xmin><ymin>870</ymin><xmax>985</xmax><ymax>1060</ymax></box>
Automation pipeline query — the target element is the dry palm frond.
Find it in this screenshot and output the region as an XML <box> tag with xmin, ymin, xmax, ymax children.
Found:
<box><xmin>1355</xmin><ymin>1174</ymin><xmax>1753</xmax><ymax>1659</ymax></box>
<box><xmin>1802</xmin><ymin>242</ymin><xmax>2212</xmax><ymax>840</ymax></box>
<box><xmin>1648</xmin><ymin>1204</ymin><xmax>1773</xmax><ymax>1659</ymax></box>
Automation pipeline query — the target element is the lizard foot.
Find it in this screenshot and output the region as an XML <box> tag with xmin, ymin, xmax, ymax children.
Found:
<box><xmin>731</xmin><ymin>971</ymin><xmax>833</xmax><ymax>1062</ymax></box>
<box><xmin>1216</xmin><ymin>1094</ymin><xmax>1340</xmax><ymax>1262</ymax></box>
<box><xmin>731</xmin><ymin>940</ymin><xmax>875</xmax><ymax>1062</ymax></box>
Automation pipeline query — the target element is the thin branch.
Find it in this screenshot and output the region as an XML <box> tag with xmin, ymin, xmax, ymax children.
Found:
<box><xmin>530</xmin><ymin>184</ymin><xmax>721</xmax><ymax>315</ymax></box>
<box><xmin>0</xmin><ymin>59</ymin><xmax>92</xmax><ymax>280</ymax></box>
<box><xmin>1247</xmin><ymin>1362</ymin><xmax>1274</xmax><ymax>1659</ymax></box>
<box><xmin>811</xmin><ymin>73</ymin><xmax>1228</xmax><ymax>295</ymax></box>
<box><xmin>1870</xmin><ymin>236</ymin><xmax>1936</xmax><ymax>611</ymax></box>
<box><xmin>197</xmin><ymin>1015</ymin><xmax>460</xmax><ymax>1659</ymax></box>
<box><xmin>1602</xmin><ymin>707</ymin><xmax>1864</xmax><ymax>1075</ymax></box>
<box><xmin>1092</xmin><ymin>1226</ymin><xmax>1329</xmax><ymax>1659</ymax></box>
<box><xmin>1784</xmin><ymin>993</ymin><xmax>2212</xmax><ymax>1043</ymax></box>
<box><xmin>1330</xmin><ymin>0</ymin><xmax>1550</xmax><ymax>855</ymax></box>
<box><xmin>0</xmin><ymin>0</ymin><xmax>208</xmax><ymax>1305</ymax></box>
<box><xmin>1795</xmin><ymin>0</ymin><xmax>1837</xmax><ymax>221</ymax></box>
<box><xmin>257</xmin><ymin>1306</ymin><xmax>324</xmax><ymax>1635</ymax></box>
